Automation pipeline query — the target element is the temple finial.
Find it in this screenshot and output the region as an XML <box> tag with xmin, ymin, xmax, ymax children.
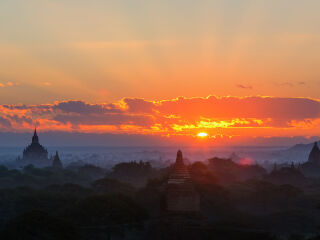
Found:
<box><xmin>32</xmin><ymin>127</ymin><xmax>39</xmax><ymax>144</ymax></box>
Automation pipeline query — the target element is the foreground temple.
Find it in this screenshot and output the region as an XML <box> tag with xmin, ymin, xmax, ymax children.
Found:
<box><xmin>166</xmin><ymin>150</ymin><xmax>199</xmax><ymax>212</ymax></box>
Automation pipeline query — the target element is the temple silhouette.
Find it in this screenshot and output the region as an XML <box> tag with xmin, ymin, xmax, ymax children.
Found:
<box><xmin>21</xmin><ymin>129</ymin><xmax>49</xmax><ymax>165</ymax></box>
<box><xmin>300</xmin><ymin>142</ymin><xmax>320</xmax><ymax>177</ymax></box>
<box><xmin>52</xmin><ymin>151</ymin><xmax>63</xmax><ymax>170</ymax></box>
<box><xmin>266</xmin><ymin>141</ymin><xmax>320</xmax><ymax>180</ymax></box>
<box><xmin>307</xmin><ymin>142</ymin><xmax>320</xmax><ymax>164</ymax></box>
<box><xmin>18</xmin><ymin>129</ymin><xmax>62</xmax><ymax>168</ymax></box>
<box><xmin>166</xmin><ymin>150</ymin><xmax>199</xmax><ymax>212</ymax></box>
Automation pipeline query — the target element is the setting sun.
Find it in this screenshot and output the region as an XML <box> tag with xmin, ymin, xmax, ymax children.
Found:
<box><xmin>197</xmin><ymin>132</ymin><xmax>208</xmax><ymax>138</ymax></box>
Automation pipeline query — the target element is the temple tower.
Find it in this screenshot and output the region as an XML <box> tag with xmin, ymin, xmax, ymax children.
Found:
<box><xmin>21</xmin><ymin>129</ymin><xmax>49</xmax><ymax>166</ymax></box>
<box><xmin>52</xmin><ymin>151</ymin><xmax>63</xmax><ymax>169</ymax></box>
<box><xmin>308</xmin><ymin>142</ymin><xmax>320</xmax><ymax>165</ymax></box>
<box><xmin>166</xmin><ymin>150</ymin><xmax>200</xmax><ymax>212</ymax></box>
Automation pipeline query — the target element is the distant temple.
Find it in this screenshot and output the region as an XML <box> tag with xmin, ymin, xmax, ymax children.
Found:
<box><xmin>166</xmin><ymin>150</ymin><xmax>199</xmax><ymax>212</ymax></box>
<box><xmin>300</xmin><ymin>142</ymin><xmax>320</xmax><ymax>177</ymax></box>
<box><xmin>265</xmin><ymin>161</ymin><xmax>306</xmax><ymax>185</ymax></box>
<box><xmin>20</xmin><ymin>129</ymin><xmax>49</xmax><ymax>166</ymax></box>
<box><xmin>52</xmin><ymin>151</ymin><xmax>63</xmax><ymax>169</ymax></box>
<box><xmin>307</xmin><ymin>142</ymin><xmax>320</xmax><ymax>165</ymax></box>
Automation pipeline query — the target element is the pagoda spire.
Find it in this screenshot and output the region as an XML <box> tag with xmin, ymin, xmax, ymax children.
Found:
<box><xmin>32</xmin><ymin>128</ymin><xmax>39</xmax><ymax>144</ymax></box>
<box><xmin>52</xmin><ymin>151</ymin><xmax>63</xmax><ymax>169</ymax></box>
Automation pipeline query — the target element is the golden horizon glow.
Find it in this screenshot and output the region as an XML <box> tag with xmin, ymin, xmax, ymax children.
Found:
<box><xmin>197</xmin><ymin>132</ymin><xmax>208</xmax><ymax>138</ymax></box>
<box><xmin>0</xmin><ymin>96</ymin><xmax>319</xmax><ymax>143</ymax></box>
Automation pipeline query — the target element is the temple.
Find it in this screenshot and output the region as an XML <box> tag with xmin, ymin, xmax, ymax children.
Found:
<box><xmin>307</xmin><ymin>142</ymin><xmax>320</xmax><ymax>165</ymax></box>
<box><xmin>166</xmin><ymin>150</ymin><xmax>199</xmax><ymax>212</ymax></box>
<box><xmin>300</xmin><ymin>142</ymin><xmax>320</xmax><ymax>177</ymax></box>
<box><xmin>52</xmin><ymin>151</ymin><xmax>63</xmax><ymax>170</ymax></box>
<box><xmin>21</xmin><ymin>129</ymin><xmax>49</xmax><ymax>166</ymax></box>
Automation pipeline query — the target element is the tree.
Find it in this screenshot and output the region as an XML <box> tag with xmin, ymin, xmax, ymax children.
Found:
<box><xmin>0</xmin><ymin>210</ymin><xmax>80</xmax><ymax>240</ymax></box>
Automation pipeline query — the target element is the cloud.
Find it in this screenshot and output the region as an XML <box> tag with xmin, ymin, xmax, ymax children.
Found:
<box><xmin>53</xmin><ymin>100</ymin><xmax>118</xmax><ymax>114</ymax></box>
<box><xmin>0</xmin><ymin>117</ymin><xmax>12</xmax><ymax>128</ymax></box>
<box><xmin>52</xmin><ymin>112</ymin><xmax>153</xmax><ymax>127</ymax></box>
<box><xmin>236</xmin><ymin>84</ymin><xmax>252</xmax><ymax>89</ymax></box>
<box><xmin>0</xmin><ymin>81</ymin><xmax>19</xmax><ymax>88</ymax></box>
<box><xmin>122</xmin><ymin>98</ymin><xmax>155</xmax><ymax>113</ymax></box>
<box><xmin>0</xmin><ymin>96</ymin><xmax>319</xmax><ymax>137</ymax></box>
<box><xmin>276</xmin><ymin>81</ymin><xmax>307</xmax><ymax>87</ymax></box>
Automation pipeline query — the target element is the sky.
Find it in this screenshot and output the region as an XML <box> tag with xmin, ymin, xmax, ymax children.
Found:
<box><xmin>0</xmin><ymin>0</ymin><xmax>319</xmax><ymax>146</ymax></box>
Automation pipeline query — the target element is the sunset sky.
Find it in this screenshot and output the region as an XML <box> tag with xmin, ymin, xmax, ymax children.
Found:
<box><xmin>0</xmin><ymin>0</ymin><xmax>319</xmax><ymax>146</ymax></box>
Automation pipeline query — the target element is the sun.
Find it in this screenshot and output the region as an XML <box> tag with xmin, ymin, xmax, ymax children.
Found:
<box><xmin>197</xmin><ymin>132</ymin><xmax>208</xmax><ymax>138</ymax></box>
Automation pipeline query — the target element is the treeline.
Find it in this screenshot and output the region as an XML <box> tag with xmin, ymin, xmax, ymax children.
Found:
<box><xmin>0</xmin><ymin>159</ymin><xmax>320</xmax><ymax>239</ymax></box>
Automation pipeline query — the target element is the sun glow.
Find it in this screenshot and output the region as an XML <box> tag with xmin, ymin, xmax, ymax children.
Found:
<box><xmin>197</xmin><ymin>132</ymin><xmax>208</xmax><ymax>137</ymax></box>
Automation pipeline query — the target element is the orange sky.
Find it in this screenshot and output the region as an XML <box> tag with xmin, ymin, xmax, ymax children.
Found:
<box><xmin>0</xmin><ymin>1</ymin><xmax>320</xmax><ymax>145</ymax></box>
<box><xmin>0</xmin><ymin>96</ymin><xmax>319</xmax><ymax>145</ymax></box>
<box><xmin>1</xmin><ymin>1</ymin><xmax>320</xmax><ymax>104</ymax></box>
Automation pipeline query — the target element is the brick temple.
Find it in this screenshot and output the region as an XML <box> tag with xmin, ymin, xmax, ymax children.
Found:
<box><xmin>166</xmin><ymin>150</ymin><xmax>200</xmax><ymax>212</ymax></box>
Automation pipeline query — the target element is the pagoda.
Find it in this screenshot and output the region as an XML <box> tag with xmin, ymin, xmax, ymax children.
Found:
<box><xmin>300</xmin><ymin>141</ymin><xmax>320</xmax><ymax>177</ymax></box>
<box><xmin>307</xmin><ymin>142</ymin><xmax>320</xmax><ymax>165</ymax></box>
<box><xmin>52</xmin><ymin>151</ymin><xmax>63</xmax><ymax>170</ymax></box>
<box><xmin>21</xmin><ymin>129</ymin><xmax>49</xmax><ymax>166</ymax></box>
<box><xmin>166</xmin><ymin>150</ymin><xmax>199</xmax><ymax>212</ymax></box>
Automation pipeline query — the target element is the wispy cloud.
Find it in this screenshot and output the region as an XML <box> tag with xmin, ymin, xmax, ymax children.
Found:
<box><xmin>0</xmin><ymin>81</ymin><xmax>19</xmax><ymax>88</ymax></box>
<box><xmin>276</xmin><ymin>81</ymin><xmax>307</xmax><ymax>87</ymax></box>
<box><xmin>236</xmin><ymin>84</ymin><xmax>252</xmax><ymax>89</ymax></box>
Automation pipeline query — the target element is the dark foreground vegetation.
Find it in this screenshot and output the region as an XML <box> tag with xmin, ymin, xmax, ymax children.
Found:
<box><xmin>1</xmin><ymin>158</ymin><xmax>320</xmax><ymax>239</ymax></box>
